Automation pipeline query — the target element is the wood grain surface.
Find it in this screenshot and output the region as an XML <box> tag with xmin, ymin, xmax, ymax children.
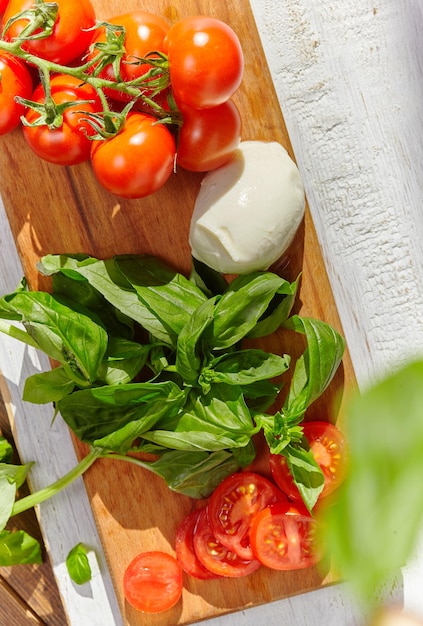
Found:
<box><xmin>0</xmin><ymin>1</ymin><xmax>356</xmax><ymax>624</ymax></box>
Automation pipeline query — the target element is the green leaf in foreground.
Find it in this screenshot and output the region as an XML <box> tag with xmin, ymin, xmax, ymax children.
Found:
<box><xmin>320</xmin><ymin>360</ymin><xmax>423</xmax><ymax>604</ymax></box>
<box><xmin>66</xmin><ymin>543</ymin><xmax>92</xmax><ymax>585</ymax></box>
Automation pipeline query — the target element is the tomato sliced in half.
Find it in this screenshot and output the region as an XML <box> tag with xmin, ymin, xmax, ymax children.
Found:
<box><xmin>193</xmin><ymin>507</ymin><xmax>261</xmax><ymax>578</ymax></box>
<box><xmin>270</xmin><ymin>421</ymin><xmax>348</xmax><ymax>502</ymax></box>
<box><xmin>123</xmin><ymin>551</ymin><xmax>183</xmax><ymax>613</ymax></box>
<box><xmin>207</xmin><ymin>472</ymin><xmax>285</xmax><ymax>561</ymax></box>
<box><xmin>250</xmin><ymin>502</ymin><xmax>322</xmax><ymax>570</ymax></box>
<box><xmin>175</xmin><ymin>509</ymin><xmax>221</xmax><ymax>580</ymax></box>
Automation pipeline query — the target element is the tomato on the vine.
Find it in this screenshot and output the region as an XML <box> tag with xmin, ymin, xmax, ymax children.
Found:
<box><xmin>88</xmin><ymin>11</ymin><xmax>170</xmax><ymax>103</ymax></box>
<box><xmin>22</xmin><ymin>75</ymin><xmax>102</xmax><ymax>165</ymax></box>
<box><xmin>123</xmin><ymin>551</ymin><xmax>182</xmax><ymax>614</ymax></box>
<box><xmin>165</xmin><ymin>16</ymin><xmax>244</xmax><ymax>109</ymax></box>
<box><xmin>175</xmin><ymin>508</ymin><xmax>221</xmax><ymax>580</ymax></box>
<box><xmin>90</xmin><ymin>112</ymin><xmax>176</xmax><ymax>199</ymax></box>
<box><xmin>250</xmin><ymin>501</ymin><xmax>322</xmax><ymax>570</ymax></box>
<box><xmin>177</xmin><ymin>99</ymin><xmax>241</xmax><ymax>172</ymax></box>
<box><xmin>207</xmin><ymin>471</ymin><xmax>285</xmax><ymax>561</ymax></box>
<box><xmin>2</xmin><ymin>0</ymin><xmax>96</xmax><ymax>64</ymax></box>
<box><xmin>193</xmin><ymin>507</ymin><xmax>261</xmax><ymax>578</ymax></box>
<box><xmin>270</xmin><ymin>421</ymin><xmax>348</xmax><ymax>502</ymax></box>
<box><xmin>0</xmin><ymin>52</ymin><xmax>33</xmax><ymax>135</ymax></box>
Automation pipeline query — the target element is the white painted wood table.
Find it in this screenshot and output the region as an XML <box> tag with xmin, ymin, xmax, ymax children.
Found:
<box><xmin>1</xmin><ymin>0</ymin><xmax>423</xmax><ymax>623</ymax></box>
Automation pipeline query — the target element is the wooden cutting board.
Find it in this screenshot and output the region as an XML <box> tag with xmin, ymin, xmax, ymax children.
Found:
<box><xmin>0</xmin><ymin>1</ymin><xmax>356</xmax><ymax>624</ymax></box>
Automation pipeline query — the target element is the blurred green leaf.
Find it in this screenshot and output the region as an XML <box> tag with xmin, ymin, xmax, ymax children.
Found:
<box><xmin>321</xmin><ymin>360</ymin><xmax>423</xmax><ymax>604</ymax></box>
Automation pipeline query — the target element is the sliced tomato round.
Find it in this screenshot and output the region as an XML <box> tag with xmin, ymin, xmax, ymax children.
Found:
<box><xmin>207</xmin><ymin>471</ymin><xmax>286</xmax><ymax>561</ymax></box>
<box><xmin>270</xmin><ymin>421</ymin><xmax>348</xmax><ymax>502</ymax></box>
<box><xmin>250</xmin><ymin>501</ymin><xmax>322</xmax><ymax>570</ymax></box>
<box><xmin>193</xmin><ymin>507</ymin><xmax>261</xmax><ymax>578</ymax></box>
<box><xmin>123</xmin><ymin>550</ymin><xmax>182</xmax><ymax>614</ymax></box>
<box><xmin>175</xmin><ymin>509</ymin><xmax>221</xmax><ymax>580</ymax></box>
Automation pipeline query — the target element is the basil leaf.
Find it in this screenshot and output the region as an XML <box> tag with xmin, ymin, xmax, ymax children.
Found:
<box><xmin>115</xmin><ymin>255</ymin><xmax>208</xmax><ymax>343</ymax></box>
<box><xmin>0</xmin><ymin>462</ymin><xmax>34</xmax><ymax>529</ymax></box>
<box><xmin>144</xmin><ymin>385</ymin><xmax>257</xmax><ymax>451</ymax></box>
<box><xmin>38</xmin><ymin>253</ymin><xmax>98</xmax><ymax>280</ymax></box>
<box><xmin>284</xmin><ymin>443</ymin><xmax>325</xmax><ymax>512</ymax></box>
<box><xmin>212</xmin><ymin>272</ymin><xmax>294</xmax><ymax>349</ymax></box>
<box><xmin>0</xmin><ymin>437</ymin><xmax>13</xmax><ymax>463</ymax></box>
<box><xmin>51</xmin><ymin>272</ymin><xmax>135</xmax><ymax>340</ymax></box>
<box><xmin>199</xmin><ymin>349</ymin><xmax>290</xmax><ymax>393</ymax></box>
<box><xmin>242</xmin><ymin>379</ymin><xmax>283</xmax><ymax>413</ymax></box>
<box><xmin>283</xmin><ymin>315</ymin><xmax>345</xmax><ymax>422</ymax></box>
<box><xmin>0</xmin><ymin>477</ymin><xmax>16</xmax><ymax>531</ymax></box>
<box><xmin>23</xmin><ymin>367</ymin><xmax>75</xmax><ymax>404</ymax></box>
<box><xmin>66</xmin><ymin>543</ymin><xmax>92</xmax><ymax>585</ymax></box>
<box><xmin>190</xmin><ymin>257</ymin><xmax>229</xmax><ymax>297</ymax></box>
<box><xmin>57</xmin><ymin>381</ymin><xmax>186</xmax><ymax>450</ymax></box>
<box><xmin>0</xmin><ymin>291</ymin><xmax>107</xmax><ymax>387</ymax></box>
<box><xmin>95</xmin><ymin>337</ymin><xmax>151</xmax><ymax>386</ymax></box>
<box><xmin>141</xmin><ymin>449</ymin><xmax>240</xmax><ymax>498</ymax></box>
<box><xmin>246</xmin><ymin>274</ymin><xmax>301</xmax><ymax>339</ymax></box>
<box><xmin>176</xmin><ymin>297</ymin><xmax>217</xmax><ymax>384</ymax></box>
<box><xmin>321</xmin><ymin>360</ymin><xmax>423</xmax><ymax>602</ymax></box>
<box><xmin>0</xmin><ymin>462</ymin><xmax>33</xmax><ymax>490</ymax></box>
<box><xmin>0</xmin><ymin>530</ymin><xmax>42</xmax><ymax>565</ymax></box>
<box><xmin>232</xmin><ymin>439</ymin><xmax>257</xmax><ymax>467</ymax></box>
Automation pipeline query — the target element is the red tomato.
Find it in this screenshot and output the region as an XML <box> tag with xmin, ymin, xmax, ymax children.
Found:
<box><xmin>22</xmin><ymin>75</ymin><xmax>102</xmax><ymax>165</ymax></box>
<box><xmin>165</xmin><ymin>16</ymin><xmax>244</xmax><ymax>109</ymax></box>
<box><xmin>207</xmin><ymin>471</ymin><xmax>285</xmax><ymax>561</ymax></box>
<box><xmin>90</xmin><ymin>112</ymin><xmax>176</xmax><ymax>198</ymax></box>
<box><xmin>123</xmin><ymin>551</ymin><xmax>182</xmax><ymax>614</ymax></box>
<box><xmin>250</xmin><ymin>501</ymin><xmax>322</xmax><ymax>570</ymax></box>
<box><xmin>177</xmin><ymin>99</ymin><xmax>241</xmax><ymax>172</ymax></box>
<box><xmin>0</xmin><ymin>52</ymin><xmax>33</xmax><ymax>135</ymax></box>
<box><xmin>270</xmin><ymin>421</ymin><xmax>348</xmax><ymax>502</ymax></box>
<box><xmin>175</xmin><ymin>508</ymin><xmax>221</xmax><ymax>580</ymax></box>
<box><xmin>193</xmin><ymin>507</ymin><xmax>261</xmax><ymax>578</ymax></box>
<box><xmin>2</xmin><ymin>0</ymin><xmax>96</xmax><ymax>64</ymax></box>
<box><xmin>88</xmin><ymin>11</ymin><xmax>170</xmax><ymax>103</ymax></box>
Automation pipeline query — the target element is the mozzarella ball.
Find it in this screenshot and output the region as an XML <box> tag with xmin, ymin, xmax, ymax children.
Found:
<box><xmin>189</xmin><ymin>140</ymin><xmax>305</xmax><ymax>274</ymax></box>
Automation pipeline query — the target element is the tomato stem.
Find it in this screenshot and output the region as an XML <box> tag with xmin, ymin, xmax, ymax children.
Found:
<box><xmin>0</xmin><ymin>8</ymin><xmax>178</xmax><ymax>134</ymax></box>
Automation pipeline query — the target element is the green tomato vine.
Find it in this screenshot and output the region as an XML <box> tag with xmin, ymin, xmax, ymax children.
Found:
<box><xmin>0</xmin><ymin>1</ymin><xmax>180</xmax><ymax>138</ymax></box>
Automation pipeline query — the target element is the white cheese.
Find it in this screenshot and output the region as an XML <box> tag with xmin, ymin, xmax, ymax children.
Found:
<box><xmin>189</xmin><ymin>140</ymin><xmax>305</xmax><ymax>274</ymax></box>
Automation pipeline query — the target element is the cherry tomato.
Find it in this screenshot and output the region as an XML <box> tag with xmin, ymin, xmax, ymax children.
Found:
<box><xmin>0</xmin><ymin>52</ymin><xmax>33</xmax><ymax>135</ymax></box>
<box><xmin>165</xmin><ymin>16</ymin><xmax>244</xmax><ymax>109</ymax></box>
<box><xmin>177</xmin><ymin>99</ymin><xmax>241</xmax><ymax>172</ymax></box>
<box><xmin>175</xmin><ymin>508</ymin><xmax>221</xmax><ymax>580</ymax></box>
<box><xmin>90</xmin><ymin>112</ymin><xmax>176</xmax><ymax>199</ymax></box>
<box><xmin>250</xmin><ymin>501</ymin><xmax>322</xmax><ymax>570</ymax></box>
<box><xmin>270</xmin><ymin>421</ymin><xmax>348</xmax><ymax>502</ymax></box>
<box><xmin>88</xmin><ymin>11</ymin><xmax>170</xmax><ymax>103</ymax></box>
<box><xmin>123</xmin><ymin>551</ymin><xmax>183</xmax><ymax>614</ymax></box>
<box><xmin>2</xmin><ymin>0</ymin><xmax>96</xmax><ymax>64</ymax></box>
<box><xmin>207</xmin><ymin>471</ymin><xmax>285</xmax><ymax>561</ymax></box>
<box><xmin>193</xmin><ymin>507</ymin><xmax>261</xmax><ymax>578</ymax></box>
<box><xmin>22</xmin><ymin>75</ymin><xmax>102</xmax><ymax>165</ymax></box>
